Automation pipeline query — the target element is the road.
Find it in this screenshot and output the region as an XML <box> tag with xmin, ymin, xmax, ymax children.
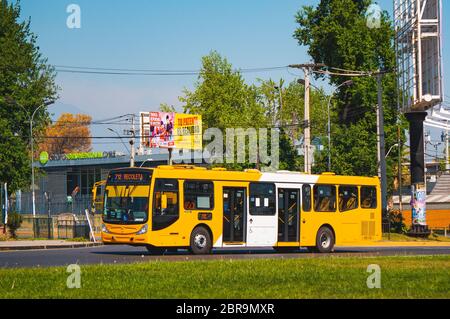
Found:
<box><xmin>0</xmin><ymin>245</ymin><xmax>449</xmax><ymax>268</ymax></box>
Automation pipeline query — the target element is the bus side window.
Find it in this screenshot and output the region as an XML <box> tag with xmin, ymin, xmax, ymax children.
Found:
<box><xmin>360</xmin><ymin>186</ymin><xmax>377</xmax><ymax>209</ymax></box>
<box><xmin>313</xmin><ymin>185</ymin><xmax>336</xmax><ymax>212</ymax></box>
<box><xmin>153</xmin><ymin>179</ymin><xmax>179</xmax><ymax>231</ymax></box>
<box><xmin>249</xmin><ymin>183</ymin><xmax>276</xmax><ymax>215</ymax></box>
<box><xmin>184</xmin><ymin>181</ymin><xmax>214</xmax><ymax>210</ymax></box>
<box><xmin>302</xmin><ymin>184</ymin><xmax>311</xmax><ymax>212</ymax></box>
<box><xmin>338</xmin><ymin>186</ymin><xmax>358</xmax><ymax>212</ymax></box>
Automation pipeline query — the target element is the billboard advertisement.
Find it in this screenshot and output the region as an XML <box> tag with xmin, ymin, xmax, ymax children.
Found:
<box><xmin>140</xmin><ymin>112</ymin><xmax>202</xmax><ymax>150</ymax></box>
<box><xmin>411</xmin><ymin>184</ymin><xmax>427</xmax><ymax>226</ymax></box>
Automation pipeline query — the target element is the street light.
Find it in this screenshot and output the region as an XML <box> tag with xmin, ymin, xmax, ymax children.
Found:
<box><xmin>297</xmin><ymin>79</ymin><xmax>352</xmax><ymax>171</ymax></box>
<box><xmin>385</xmin><ymin>143</ymin><xmax>399</xmax><ymax>159</ymax></box>
<box><xmin>326</xmin><ymin>80</ymin><xmax>353</xmax><ymax>171</ymax></box>
<box><xmin>139</xmin><ymin>158</ymin><xmax>153</xmax><ymax>168</ymax></box>
<box><xmin>107</xmin><ymin>128</ymin><xmax>131</xmax><ymax>154</ymax></box>
<box><xmin>30</xmin><ymin>102</ymin><xmax>54</xmax><ymax>216</ymax></box>
<box><xmin>9</xmin><ymin>99</ymin><xmax>54</xmax><ymax>217</ymax></box>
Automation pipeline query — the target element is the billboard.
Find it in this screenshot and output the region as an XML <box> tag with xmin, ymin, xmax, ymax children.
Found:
<box><xmin>140</xmin><ymin>112</ymin><xmax>202</xmax><ymax>150</ymax></box>
<box><xmin>394</xmin><ymin>0</ymin><xmax>443</xmax><ymax>112</ymax></box>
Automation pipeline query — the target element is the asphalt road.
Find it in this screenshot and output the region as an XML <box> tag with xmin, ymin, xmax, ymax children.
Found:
<box><xmin>0</xmin><ymin>245</ymin><xmax>449</xmax><ymax>268</ymax></box>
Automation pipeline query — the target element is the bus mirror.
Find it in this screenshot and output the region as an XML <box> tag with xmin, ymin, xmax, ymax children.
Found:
<box><xmin>161</xmin><ymin>194</ymin><xmax>168</xmax><ymax>210</ymax></box>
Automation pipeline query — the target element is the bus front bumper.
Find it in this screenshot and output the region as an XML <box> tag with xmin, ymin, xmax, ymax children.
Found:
<box><xmin>101</xmin><ymin>233</ymin><xmax>147</xmax><ymax>245</ymax></box>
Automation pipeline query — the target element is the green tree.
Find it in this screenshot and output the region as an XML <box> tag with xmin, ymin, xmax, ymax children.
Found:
<box><xmin>180</xmin><ymin>51</ymin><xmax>268</xmax><ymax>170</ymax></box>
<box><xmin>0</xmin><ymin>0</ymin><xmax>57</xmax><ymax>192</ymax></box>
<box><xmin>159</xmin><ymin>103</ymin><xmax>176</xmax><ymax>113</ymax></box>
<box><xmin>181</xmin><ymin>51</ymin><xmax>267</xmax><ymax>130</ymax></box>
<box><xmin>294</xmin><ymin>0</ymin><xmax>407</xmax><ymax>193</ymax></box>
<box><xmin>278</xmin><ymin>128</ymin><xmax>302</xmax><ymax>171</ymax></box>
<box><xmin>257</xmin><ymin>78</ymin><xmax>329</xmax><ymax>171</ymax></box>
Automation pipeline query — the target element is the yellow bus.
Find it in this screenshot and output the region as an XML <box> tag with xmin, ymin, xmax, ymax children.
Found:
<box><xmin>91</xmin><ymin>180</ymin><xmax>106</xmax><ymax>214</ymax></box>
<box><xmin>101</xmin><ymin>165</ymin><xmax>381</xmax><ymax>254</ymax></box>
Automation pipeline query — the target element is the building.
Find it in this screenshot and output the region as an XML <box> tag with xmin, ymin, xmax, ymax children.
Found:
<box><xmin>14</xmin><ymin>150</ymin><xmax>196</xmax><ymax>216</ymax></box>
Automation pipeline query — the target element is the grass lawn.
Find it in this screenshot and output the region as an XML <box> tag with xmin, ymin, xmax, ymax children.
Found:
<box><xmin>0</xmin><ymin>255</ymin><xmax>448</xmax><ymax>299</ymax></box>
<box><xmin>382</xmin><ymin>233</ymin><xmax>450</xmax><ymax>242</ymax></box>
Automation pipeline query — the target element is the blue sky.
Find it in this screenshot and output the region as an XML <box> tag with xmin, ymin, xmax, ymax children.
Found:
<box><xmin>17</xmin><ymin>0</ymin><xmax>450</xmax><ymax>154</ymax></box>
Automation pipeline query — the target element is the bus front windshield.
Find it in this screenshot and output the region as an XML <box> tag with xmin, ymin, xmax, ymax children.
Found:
<box><xmin>103</xmin><ymin>193</ymin><xmax>149</xmax><ymax>224</ymax></box>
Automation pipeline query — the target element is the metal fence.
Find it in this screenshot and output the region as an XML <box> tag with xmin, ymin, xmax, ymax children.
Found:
<box><xmin>12</xmin><ymin>193</ymin><xmax>93</xmax><ymax>216</ymax></box>
<box><xmin>57</xmin><ymin>218</ymin><xmax>90</xmax><ymax>239</ymax></box>
<box><xmin>12</xmin><ymin>214</ymin><xmax>95</xmax><ymax>240</ymax></box>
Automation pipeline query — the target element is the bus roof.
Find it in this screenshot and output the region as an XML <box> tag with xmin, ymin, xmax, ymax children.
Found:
<box><xmin>108</xmin><ymin>165</ymin><xmax>379</xmax><ymax>186</ymax></box>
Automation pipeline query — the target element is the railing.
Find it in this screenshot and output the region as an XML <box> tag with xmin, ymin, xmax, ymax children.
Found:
<box><xmin>14</xmin><ymin>213</ymin><xmax>102</xmax><ymax>240</ymax></box>
<box><xmin>12</xmin><ymin>194</ymin><xmax>93</xmax><ymax>216</ymax></box>
<box><xmin>430</xmin><ymin>227</ymin><xmax>449</xmax><ymax>238</ymax></box>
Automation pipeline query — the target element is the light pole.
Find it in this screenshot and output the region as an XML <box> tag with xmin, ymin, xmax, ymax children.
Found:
<box><xmin>30</xmin><ymin>103</ymin><xmax>53</xmax><ymax>217</ymax></box>
<box><xmin>15</xmin><ymin>101</ymin><xmax>53</xmax><ymax>217</ymax></box>
<box><xmin>297</xmin><ymin>79</ymin><xmax>353</xmax><ymax>171</ymax></box>
<box><xmin>107</xmin><ymin>128</ymin><xmax>131</xmax><ymax>154</ymax></box>
<box><xmin>385</xmin><ymin>143</ymin><xmax>399</xmax><ymax>159</ymax></box>
<box><xmin>326</xmin><ymin>80</ymin><xmax>353</xmax><ymax>171</ymax></box>
<box><xmin>297</xmin><ymin>78</ymin><xmax>320</xmax><ymax>172</ymax></box>
<box><xmin>139</xmin><ymin>158</ymin><xmax>153</xmax><ymax>168</ymax></box>
<box><xmin>274</xmin><ymin>85</ymin><xmax>283</xmax><ymax>122</ymax></box>
<box><xmin>5</xmin><ymin>99</ymin><xmax>53</xmax><ymax>216</ymax></box>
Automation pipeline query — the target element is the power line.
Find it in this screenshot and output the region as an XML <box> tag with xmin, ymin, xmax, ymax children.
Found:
<box><xmin>55</xmin><ymin>65</ymin><xmax>287</xmax><ymax>76</ymax></box>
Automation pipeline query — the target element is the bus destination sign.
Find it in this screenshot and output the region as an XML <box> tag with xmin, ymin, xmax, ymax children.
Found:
<box><xmin>107</xmin><ymin>170</ymin><xmax>152</xmax><ymax>185</ymax></box>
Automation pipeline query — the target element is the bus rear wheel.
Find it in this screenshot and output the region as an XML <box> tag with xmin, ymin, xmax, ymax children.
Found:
<box><xmin>315</xmin><ymin>226</ymin><xmax>335</xmax><ymax>253</ymax></box>
<box><xmin>190</xmin><ymin>226</ymin><xmax>212</xmax><ymax>255</ymax></box>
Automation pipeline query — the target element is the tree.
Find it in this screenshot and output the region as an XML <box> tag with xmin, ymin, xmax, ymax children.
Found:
<box><xmin>6</xmin><ymin>211</ymin><xmax>23</xmax><ymax>239</ymax></box>
<box><xmin>257</xmin><ymin>78</ymin><xmax>329</xmax><ymax>171</ymax></box>
<box><xmin>294</xmin><ymin>0</ymin><xmax>407</xmax><ymax>193</ymax></box>
<box><xmin>0</xmin><ymin>0</ymin><xmax>58</xmax><ymax>192</ymax></box>
<box><xmin>38</xmin><ymin>113</ymin><xmax>92</xmax><ymax>155</ymax></box>
<box><xmin>180</xmin><ymin>51</ymin><xmax>268</xmax><ymax>170</ymax></box>
<box><xmin>159</xmin><ymin>103</ymin><xmax>176</xmax><ymax>113</ymax></box>
<box><xmin>181</xmin><ymin>51</ymin><xmax>267</xmax><ymax>130</ymax></box>
<box><xmin>278</xmin><ymin>128</ymin><xmax>302</xmax><ymax>171</ymax></box>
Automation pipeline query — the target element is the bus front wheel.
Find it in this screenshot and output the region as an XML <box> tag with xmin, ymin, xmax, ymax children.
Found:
<box><xmin>190</xmin><ymin>226</ymin><xmax>212</xmax><ymax>255</ymax></box>
<box><xmin>315</xmin><ymin>226</ymin><xmax>335</xmax><ymax>253</ymax></box>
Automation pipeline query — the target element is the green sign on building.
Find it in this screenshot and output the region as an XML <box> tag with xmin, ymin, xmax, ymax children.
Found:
<box><xmin>39</xmin><ymin>151</ymin><xmax>49</xmax><ymax>165</ymax></box>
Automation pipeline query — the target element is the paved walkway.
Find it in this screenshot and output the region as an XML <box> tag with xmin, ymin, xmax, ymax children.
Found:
<box><xmin>338</xmin><ymin>241</ymin><xmax>450</xmax><ymax>247</ymax></box>
<box><xmin>0</xmin><ymin>240</ymin><xmax>102</xmax><ymax>251</ymax></box>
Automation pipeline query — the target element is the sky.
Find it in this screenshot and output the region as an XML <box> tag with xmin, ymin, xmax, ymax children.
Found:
<box><xmin>17</xmin><ymin>0</ymin><xmax>450</xmax><ymax>156</ymax></box>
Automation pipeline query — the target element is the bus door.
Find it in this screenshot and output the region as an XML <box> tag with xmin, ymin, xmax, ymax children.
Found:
<box><xmin>277</xmin><ymin>188</ymin><xmax>300</xmax><ymax>242</ymax></box>
<box><xmin>222</xmin><ymin>187</ymin><xmax>246</xmax><ymax>243</ymax></box>
<box><xmin>246</xmin><ymin>183</ymin><xmax>277</xmax><ymax>247</ymax></box>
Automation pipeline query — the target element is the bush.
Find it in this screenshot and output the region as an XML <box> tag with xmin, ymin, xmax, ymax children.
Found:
<box><xmin>389</xmin><ymin>209</ymin><xmax>407</xmax><ymax>234</ymax></box>
<box><xmin>6</xmin><ymin>212</ymin><xmax>23</xmax><ymax>239</ymax></box>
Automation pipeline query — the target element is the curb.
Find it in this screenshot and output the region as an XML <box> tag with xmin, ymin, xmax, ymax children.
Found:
<box><xmin>337</xmin><ymin>242</ymin><xmax>450</xmax><ymax>248</ymax></box>
<box><xmin>0</xmin><ymin>242</ymin><xmax>103</xmax><ymax>251</ymax></box>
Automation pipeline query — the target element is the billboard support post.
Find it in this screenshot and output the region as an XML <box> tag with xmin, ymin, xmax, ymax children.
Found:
<box><xmin>394</xmin><ymin>0</ymin><xmax>442</xmax><ymax>238</ymax></box>
<box><xmin>405</xmin><ymin>112</ymin><xmax>430</xmax><ymax>237</ymax></box>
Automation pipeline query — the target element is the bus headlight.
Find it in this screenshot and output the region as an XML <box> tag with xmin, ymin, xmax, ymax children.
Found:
<box><xmin>102</xmin><ymin>223</ymin><xmax>110</xmax><ymax>234</ymax></box>
<box><xmin>136</xmin><ymin>224</ymin><xmax>148</xmax><ymax>235</ymax></box>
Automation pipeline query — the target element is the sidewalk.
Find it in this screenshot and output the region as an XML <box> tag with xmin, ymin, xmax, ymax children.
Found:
<box><xmin>337</xmin><ymin>241</ymin><xmax>450</xmax><ymax>247</ymax></box>
<box><xmin>0</xmin><ymin>240</ymin><xmax>103</xmax><ymax>251</ymax></box>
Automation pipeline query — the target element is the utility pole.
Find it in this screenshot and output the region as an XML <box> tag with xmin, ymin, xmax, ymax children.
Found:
<box><xmin>445</xmin><ymin>128</ymin><xmax>449</xmax><ymax>171</ymax></box>
<box><xmin>303</xmin><ymin>68</ymin><xmax>311</xmax><ymax>174</ymax></box>
<box><xmin>397</xmin><ymin>126</ymin><xmax>403</xmax><ymax>213</ymax></box>
<box><xmin>376</xmin><ymin>73</ymin><xmax>388</xmax><ymax>228</ymax></box>
<box><xmin>1</xmin><ymin>183</ymin><xmax>4</xmax><ymax>234</ymax></box>
<box><xmin>129</xmin><ymin>115</ymin><xmax>136</xmax><ymax>167</ymax></box>
<box><xmin>289</xmin><ymin>64</ymin><xmax>325</xmax><ymax>174</ymax></box>
<box><xmin>3</xmin><ymin>183</ymin><xmax>7</xmax><ymax>234</ymax></box>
